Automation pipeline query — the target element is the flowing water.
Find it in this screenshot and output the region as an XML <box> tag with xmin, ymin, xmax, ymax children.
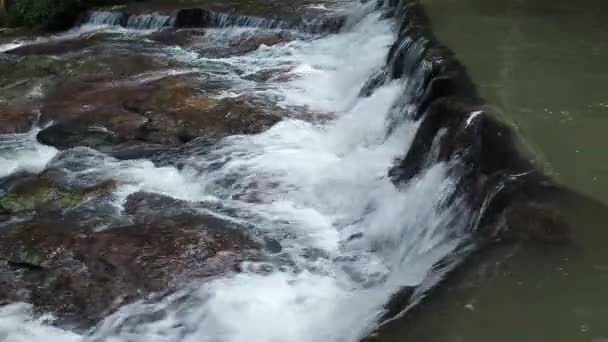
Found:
<box><xmin>0</xmin><ymin>0</ymin><xmax>606</xmax><ymax>341</ymax></box>
<box><xmin>0</xmin><ymin>2</ymin><xmax>477</xmax><ymax>341</ymax></box>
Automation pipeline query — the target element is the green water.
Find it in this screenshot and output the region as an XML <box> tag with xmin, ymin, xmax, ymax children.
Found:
<box><xmin>426</xmin><ymin>0</ymin><xmax>608</xmax><ymax>203</ymax></box>
<box><xmin>378</xmin><ymin>0</ymin><xmax>608</xmax><ymax>341</ymax></box>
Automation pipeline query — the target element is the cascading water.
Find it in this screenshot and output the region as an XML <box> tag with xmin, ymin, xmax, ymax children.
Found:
<box><xmin>85</xmin><ymin>11</ymin><xmax>126</xmax><ymax>26</ymax></box>
<box><xmin>126</xmin><ymin>13</ymin><xmax>175</xmax><ymax>30</ymax></box>
<box><xmin>84</xmin><ymin>11</ymin><xmax>175</xmax><ymax>30</ymax></box>
<box><xmin>0</xmin><ymin>1</ymin><xmax>510</xmax><ymax>341</ymax></box>
<box><xmin>204</xmin><ymin>12</ymin><xmax>292</xmax><ymax>30</ymax></box>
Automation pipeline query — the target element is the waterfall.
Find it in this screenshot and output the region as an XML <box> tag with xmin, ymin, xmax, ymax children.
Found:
<box><xmin>125</xmin><ymin>13</ymin><xmax>175</xmax><ymax>30</ymax></box>
<box><xmin>84</xmin><ymin>11</ymin><xmax>175</xmax><ymax>30</ymax></box>
<box><xmin>85</xmin><ymin>11</ymin><xmax>125</xmax><ymax>26</ymax></box>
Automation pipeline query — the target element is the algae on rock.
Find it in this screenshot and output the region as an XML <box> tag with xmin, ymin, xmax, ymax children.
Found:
<box><xmin>0</xmin><ymin>176</ymin><xmax>115</xmax><ymax>213</ymax></box>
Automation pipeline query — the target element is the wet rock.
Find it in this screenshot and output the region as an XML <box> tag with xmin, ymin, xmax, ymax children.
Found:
<box><xmin>0</xmin><ymin>215</ymin><xmax>262</xmax><ymax>327</ymax></box>
<box><xmin>4</xmin><ymin>33</ymin><xmax>102</xmax><ymax>55</ymax></box>
<box><xmin>232</xmin><ymin>30</ymin><xmax>292</xmax><ymax>54</ymax></box>
<box><xmin>124</xmin><ymin>191</ymin><xmax>284</xmax><ymax>254</ymax></box>
<box><xmin>37</xmin><ymin>75</ymin><xmax>281</xmax><ymax>150</ymax></box>
<box><xmin>37</xmin><ymin>121</ymin><xmax>119</xmax><ymax>150</ymax></box>
<box><xmin>0</xmin><ymin>55</ymin><xmax>60</xmax><ymax>90</ymax></box>
<box><xmin>38</xmin><ymin>80</ymin><xmax>155</xmax><ymax>145</ymax></box>
<box><xmin>0</xmin><ymin>175</ymin><xmax>115</xmax><ymax>214</ymax></box>
<box><xmin>244</xmin><ymin>66</ymin><xmax>295</xmax><ymax>83</ymax></box>
<box><xmin>148</xmin><ymin>28</ymin><xmax>204</xmax><ymax>46</ymax></box>
<box><xmin>183</xmin><ymin>28</ymin><xmax>294</xmax><ymax>58</ymax></box>
<box><xmin>64</xmin><ymin>47</ymin><xmax>173</xmax><ymax>82</ymax></box>
<box><xmin>123</xmin><ymin>191</ymin><xmax>199</xmax><ymax>222</ymax></box>
<box><xmin>0</xmin><ymin>105</ymin><xmax>38</xmax><ymax>134</ymax></box>
<box><xmin>175</xmin><ymin>8</ymin><xmax>212</xmax><ymax>28</ymax></box>
<box><xmin>129</xmin><ymin>76</ymin><xmax>282</xmax><ymax>144</ymax></box>
<box><xmin>138</xmin><ymin>95</ymin><xmax>282</xmax><ymax>144</ymax></box>
<box><xmin>104</xmin><ymin>141</ymin><xmax>177</xmax><ymax>160</ymax></box>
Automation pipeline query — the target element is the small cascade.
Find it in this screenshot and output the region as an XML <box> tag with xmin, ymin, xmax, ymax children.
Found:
<box><xmin>125</xmin><ymin>13</ymin><xmax>176</xmax><ymax>30</ymax></box>
<box><xmin>206</xmin><ymin>12</ymin><xmax>290</xmax><ymax>30</ymax></box>
<box><xmin>174</xmin><ymin>8</ymin><xmax>345</xmax><ymax>33</ymax></box>
<box><xmin>84</xmin><ymin>11</ymin><xmax>175</xmax><ymax>30</ymax></box>
<box><xmin>86</xmin><ymin>11</ymin><xmax>126</xmax><ymax>26</ymax></box>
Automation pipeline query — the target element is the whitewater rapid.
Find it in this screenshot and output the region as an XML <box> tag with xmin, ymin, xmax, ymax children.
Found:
<box><xmin>0</xmin><ymin>2</ymin><xmax>474</xmax><ymax>341</ymax></box>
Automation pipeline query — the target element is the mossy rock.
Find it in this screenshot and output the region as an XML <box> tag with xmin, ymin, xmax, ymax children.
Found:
<box><xmin>0</xmin><ymin>176</ymin><xmax>116</xmax><ymax>213</ymax></box>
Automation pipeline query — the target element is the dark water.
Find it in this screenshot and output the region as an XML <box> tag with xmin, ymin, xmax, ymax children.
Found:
<box><xmin>379</xmin><ymin>0</ymin><xmax>608</xmax><ymax>341</ymax></box>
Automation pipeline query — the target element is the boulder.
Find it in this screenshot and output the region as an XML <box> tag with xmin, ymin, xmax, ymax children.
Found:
<box><xmin>0</xmin><ymin>216</ymin><xmax>262</xmax><ymax>327</ymax></box>
<box><xmin>36</xmin><ymin>121</ymin><xmax>120</xmax><ymax>150</ymax></box>
<box><xmin>37</xmin><ymin>75</ymin><xmax>282</xmax><ymax>149</ymax></box>
<box><xmin>0</xmin><ymin>105</ymin><xmax>38</xmax><ymax>134</ymax></box>
<box><xmin>148</xmin><ymin>28</ymin><xmax>204</xmax><ymax>46</ymax></box>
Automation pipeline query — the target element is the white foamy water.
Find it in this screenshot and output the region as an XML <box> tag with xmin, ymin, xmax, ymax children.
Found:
<box><xmin>0</xmin><ymin>127</ymin><xmax>58</xmax><ymax>179</ymax></box>
<box><xmin>0</xmin><ymin>2</ymin><xmax>474</xmax><ymax>341</ymax></box>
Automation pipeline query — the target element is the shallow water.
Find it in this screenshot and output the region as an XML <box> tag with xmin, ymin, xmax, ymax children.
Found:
<box><xmin>374</xmin><ymin>0</ymin><xmax>608</xmax><ymax>341</ymax></box>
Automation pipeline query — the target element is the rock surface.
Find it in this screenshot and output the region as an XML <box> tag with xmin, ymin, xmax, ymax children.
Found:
<box><xmin>36</xmin><ymin>75</ymin><xmax>282</xmax><ymax>149</ymax></box>
<box><xmin>0</xmin><ymin>174</ymin><xmax>115</xmax><ymax>214</ymax></box>
<box><xmin>0</xmin><ymin>215</ymin><xmax>262</xmax><ymax>327</ymax></box>
<box><xmin>0</xmin><ymin>105</ymin><xmax>38</xmax><ymax>134</ymax></box>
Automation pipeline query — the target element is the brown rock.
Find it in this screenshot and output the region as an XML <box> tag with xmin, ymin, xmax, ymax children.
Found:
<box><xmin>148</xmin><ymin>29</ymin><xmax>205</xmax><ymax>46</ymax></box>
<box><xmin>0</xmin><ymin>214</ymin><xmax>262</xmax><ymax>327</ymax></box>
<box><xmin>0</xmin><ymin>105</ymin><xmax>38</xmax><ymax>134</ymax></box>
<box><xmin>233</xmin><ymin>31</ymin><xmax>292</xmax><ymax>54</ymax></box>
<box><xmin>38</xmin><ymin>74</ymin><xmax>282</xmax><ymax>149</ymax></box>
<box><xmin>40</xmin><ymin>79</ymin><xmax>151</xmax><ymax>139</ymax></box>
<box><xmin>0</xmin><ymin>174</ymin><xmax>116</xmax><ymax>214</ymax></box>
<box><xmin>135</xmin><ymin>83</ymin><xmax>283</xmax><ymax>144</ymax></box>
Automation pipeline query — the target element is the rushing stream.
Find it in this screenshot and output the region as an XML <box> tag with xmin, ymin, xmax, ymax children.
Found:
<box><xmin>0</xmin><ymin>0</ymin><xmax>603</xmax><ymax>341</ymax></box>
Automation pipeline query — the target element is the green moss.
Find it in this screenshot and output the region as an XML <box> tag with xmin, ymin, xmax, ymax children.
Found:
<box><xmin>0</xmin><ymin>187</ymin><xmax>81</xmax><ymax>212</ymax></box>
<box><xmin>0</xmin><ymin>179</ymin><xmax>115</xmax><ymax>213</ymax></box>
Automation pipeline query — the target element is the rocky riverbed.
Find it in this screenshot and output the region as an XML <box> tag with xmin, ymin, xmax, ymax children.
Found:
<box><xmin>0</xmin><ymin>0</ymin><xmax>601</xmax><ymax>341</ymax></box>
